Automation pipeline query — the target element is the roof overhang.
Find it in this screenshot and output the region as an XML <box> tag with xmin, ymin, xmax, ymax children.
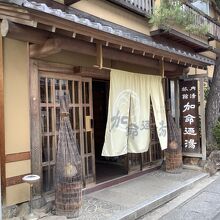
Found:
<box><xmin>150</xmin><ymin>28</ymin><xmax>211</xmax><ymax>53</ymax></box>
<box><xmin>0</xmin><ymin>0</ymin><xmax>215</xmax><ymax>70</ymax></box>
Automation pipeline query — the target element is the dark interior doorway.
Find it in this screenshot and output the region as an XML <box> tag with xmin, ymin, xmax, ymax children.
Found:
<box><xmin>92</xmin><ymin>80</ymin><xmax>127</xmax><ymax>183</ymax></box>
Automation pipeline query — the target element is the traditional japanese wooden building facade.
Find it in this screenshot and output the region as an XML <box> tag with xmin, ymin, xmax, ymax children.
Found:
<box><xmin>0</xmin><ymin>0</ymin><xmax>219</xmax><ymax>208</ymax></box>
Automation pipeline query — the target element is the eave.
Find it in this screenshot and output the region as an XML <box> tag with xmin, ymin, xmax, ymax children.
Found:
<box><xmin>0</xmin><ymin>1</ymin><xmax>215</xmax><ymax>70</ymax></box>
<box><xmin>150</xmin><ymin>28</ymin><xmax>211</xmax><ymax>53</ymax></box>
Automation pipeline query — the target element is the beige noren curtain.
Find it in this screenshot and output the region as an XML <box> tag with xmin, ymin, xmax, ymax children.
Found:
<box><xmin>102</xmin><ymin>69</ymin><xmax>167</xmax><ymax>157</ymax></box>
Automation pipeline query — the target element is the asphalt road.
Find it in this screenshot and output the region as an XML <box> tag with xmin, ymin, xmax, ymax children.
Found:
<box><xmin>159</xmin><ymin>175</ymin><xmax>220</xmax><ymax>220</ymax></box>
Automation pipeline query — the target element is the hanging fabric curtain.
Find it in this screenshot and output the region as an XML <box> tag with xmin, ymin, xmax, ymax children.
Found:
<box><xmin>149</xmin><ymin>76</ymin><xmax>168</xmax><ymax>150</ymax></box>
<box><xmin>102</xmin><ymin>69</ymin><xmax>167</xmax><ymax>157</ymax></box>
<box><xmin>55</xmin><ymin>94</ymin><xmax>82</xmax><ymax>218</ymax></box>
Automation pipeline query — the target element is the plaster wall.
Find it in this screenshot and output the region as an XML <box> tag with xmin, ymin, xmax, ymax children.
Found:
<box><xmin>6</xmin><ymin>161</ymin><xmax>31</xmax><ymax>178</ymax></box>
<box><xmin>4</xmin><ymin>38</ymin><xmax>30</xmax><ymax>154</ymax></box>
<box><xmin>4</xmin><ymin>38</ymin><xmax>30</xmax><ymax>206</ymax></box>
<box><xmin>6</xmin><ymin>184</ymin><xmax>30</xmax><ymax>207</ymax></box>
<box><xmin>71</xmin><ymin>0</ymin><xmax>151</xmax><ymax>35</ymax></box>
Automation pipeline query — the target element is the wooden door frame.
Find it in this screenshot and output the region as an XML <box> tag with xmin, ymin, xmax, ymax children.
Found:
<box><xmin>30</xmin><ymin>60</ymin><xmax>100</xmax><ymax>195</ymax></box>
<box><xmin>30</xmin><ymin>60</ymin><xmax>78</xmax><ymax>195</ymax></box>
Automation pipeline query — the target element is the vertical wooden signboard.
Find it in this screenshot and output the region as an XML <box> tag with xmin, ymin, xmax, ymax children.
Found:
<box><xmin>179</xmin><ymin>80</ymin><xmax>201</xmax><ymax>154</ymax></box>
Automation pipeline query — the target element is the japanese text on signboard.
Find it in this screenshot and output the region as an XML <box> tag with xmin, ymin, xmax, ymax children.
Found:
<box><xmin>179</xmin><ymin>80</ymin><xmax>200</xmax><ymax>153</ymax></box>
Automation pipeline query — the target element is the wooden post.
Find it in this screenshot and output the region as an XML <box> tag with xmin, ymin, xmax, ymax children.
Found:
<box><xmin>160</xmin><ymin>58</ymin><xmax>165</xmax><ymax>78</ymax></box>
<box><xmin>96</xmin><ymin>42</ymin><xmax>103</xmax><ymax>69</ymax></box>
<box><xmin>160</xmin><ymin>58</ymin><xmax>166</xmax><ymax>95</ymax></box>
<box><xmin>200</xmin><ymin>78</ymin><xmax>206</xmax><ymax>160</ymax></box>
<box><xmin>0</xmin><ymin>34</ymin><xmax>6</xmax><ymax>204</ymax></box>
<box><xmin>174</xmin><ymin>79</ymin><xmax>180</xmax><ymax>128</ymax></box>
<box><xmin>29</xmin><ymin>60</ymin><xmax>42</xmax><ymax>195</ymax></box>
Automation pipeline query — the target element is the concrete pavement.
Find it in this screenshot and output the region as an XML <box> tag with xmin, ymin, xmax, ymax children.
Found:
<box><xmin>144</xmin><ymin>173</ymin><xmax>220</xmax><ymax>220</ymax></box>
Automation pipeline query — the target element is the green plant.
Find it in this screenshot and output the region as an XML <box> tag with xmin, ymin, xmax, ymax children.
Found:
<box><xmin>149</xmin><ymin>0</ymin><xmax>209</xmax><ymax>36</ymax></box>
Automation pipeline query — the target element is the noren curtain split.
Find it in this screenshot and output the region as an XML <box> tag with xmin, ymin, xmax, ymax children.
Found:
<box><xmin>102</xmin><ymin>69</ymin><xmax>168</xmax><ymax>157</ymax></box>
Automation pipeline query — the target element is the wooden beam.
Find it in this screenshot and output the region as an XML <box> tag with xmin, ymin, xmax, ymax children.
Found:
<box><xmin>5</xmin><ymin>152</ymin><xmax>30</xmax><ymax>163</ymax></box>
<box><xmin>74</xmin><ymin>66</ymin><xmax>110</xmax><ymax>79</ymax></box>
<box><xmin>103</xmin><ymin>47</ymin><xmax>181</xmax><ymax>72</ymax></box>
<box><xmin>1</xmin><ymin>19</ymin><xmax>50</xmax><ymax>45</ymax></box>
<box><xmin>29</xmin><ymin>36</ymin><xmax>180</xmax><ymax>72</ymax></box>
<box><xmin>0</xmin><ymin>34</ymin><xmax>6</xmax><ymax>204</ymax></box>
<box><xmin>30</xmin><ymin>36</ymin><xmax>96</xmax><ymax>58</ymax></box>
<box><xmin>6</xmin><ymin>174</ymin><xmax>30</xmax><ymax>187</ymax></box>
<box><xmin>30</xmin><ymin>38</ymin><xmax>62</xmax><ymax>58</ymax></box>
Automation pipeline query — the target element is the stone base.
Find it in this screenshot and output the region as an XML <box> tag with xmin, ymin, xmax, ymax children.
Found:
<box><xmin>3</xmin><ymin>197</ymin><xmax>47</xmax><ymax>219</ymax></box>
<box><xmin>183</xmin><ymin>157</ymin><xmax>200</xmax><ymax>166</ymax></box>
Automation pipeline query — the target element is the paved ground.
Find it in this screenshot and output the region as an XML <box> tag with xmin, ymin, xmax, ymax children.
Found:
<box><xmin>140</xmin><ymin>172</ymin><xmax>220</xmax><ymax>220</ymax></box>
<box><xmin>36</xmin><ymin>169</ymin><xmax>205</xmax><ymax>220</ymax></box>
<box><xmin>5</xmin><ymin>169</ymin><xmax>208</xmax><ymax>220</ymax></box>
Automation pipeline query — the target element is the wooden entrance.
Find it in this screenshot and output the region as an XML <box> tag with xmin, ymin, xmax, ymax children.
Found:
<box><xmin>30</xmin><ymin>62</ymin><xmax>96</xmax><ymax>194</ymax></box>
<box><xmin>92</xmin><ymin>80</ymin><xmax>163</xmax><ymax>180</ymax></box>
<box><xmin>30</xmin><ymin>61</ymin><xmax>164</xmax><ymax>195</ymax></box>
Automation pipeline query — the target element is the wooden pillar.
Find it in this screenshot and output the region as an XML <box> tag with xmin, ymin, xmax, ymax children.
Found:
<box><xmin>30</xmin><ymin>60</ymin><xmax>41</xmax><ymax>195</ymax></box>
<box><xmin>160</xmin><ymin>58</ymin><xmax>166</xmax><ymax>97</ymax></box>
<box><xmin>96</xmin><ymin>43</ymin><xmax>103</xmax><ymax>69</ymax></box>
<box><xmin>0</xmin><ymin>35</ymin><xmax>6</xmax><ymax>204</ymax></box>
<box><xmin>174</xmin><ymin>79</ymin><xmax>180</xmax><ymax>128</ymax></box>
<box><xmin>200</xmin><ymin>78</ymin><xmax>206</xmax><ymax>160</ymax></box>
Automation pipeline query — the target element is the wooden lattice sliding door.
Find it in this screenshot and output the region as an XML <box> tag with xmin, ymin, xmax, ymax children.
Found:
<box><xmin>128</xmin><ymin>106</ymin><xmax>163</xmax><ymax>173</ymax></box>
<box><xmin>128</xmin><ymin>153</ymin><xmax>141</xmax><ymax>172</ymax></box>
<box><xmin>141</xmin><ymin>105</ymin><xmax>163</xmax><ymax>168</ymax></box>
<box><xmin>39</xmin><ymin>72</ymin><xmax>95</xmax><ymax>193</ymax></box>
<box><xmin>81</xmin><ymin>78</ymin><xmax>96</xmax><ymax>185</ymax></box>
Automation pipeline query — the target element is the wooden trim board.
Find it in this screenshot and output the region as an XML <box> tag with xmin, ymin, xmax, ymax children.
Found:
<box><xmin>5</xmin><ymin>152</ymin><xmax>30</xmax><ymax>163</ymax></box>
<box><xmin>6</xmin><ymin>174</ymin><xmax>30</xmax><ymax>187</ymax></box>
